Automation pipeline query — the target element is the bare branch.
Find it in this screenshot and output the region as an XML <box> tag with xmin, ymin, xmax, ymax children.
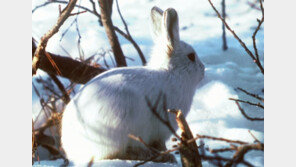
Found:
<box><xmin>198</xmin><ymin>131</ymin><xmax>263</xmax><ymax>167</ymax></box>
<box><xmin>98</xmin><ymin>0</ymin><xmax>127</xmax><ymax>67</ymax></box>
<box><xmin>209</xmin><ymin>147</ymin><xmax>236</xmax><ymax>153</ymax></box>
<box><xmin>87</xmin><ymin>157</ymin><xmax>94</xmax><ymax>167</ymax></box>
<box><xmin>115</xmin><ymin>0</ymin><xmax>146</xmax><ymax>65</ymax></box>
<box><xmin>201</xmin><ymin>155</ymin><xmax>254</xmax><ymax>167</ymax></box>
<box><xmin>32</xmin><ymin>39</ymin><xmax>106</xmax><ymax>84</ymax></box>
<box><xmin>196</xmin><ymin>134</ymin><xmax>248</xmax><ymax>145</ymax></box>
<box><xmin>235</xmin><ymin>101</ymin><xmax>264</xmax><ymax>121</ymax></box>
<box><xmin>32</xmin><ymin>0</ymin><xmax>78</xmax><ymax>75</ymax></box>
<box><xmin>229</xmin><ymin>98</ymin><xmax>264</xmax><ymax>109</ymax></box>
<box><xmin>69</xmin><ymin>10</ymin><xmax>87</xmax><ymax>16</ymax></box>
<box><xmin>33</xmin><ymin>0</ymin><xmax>145</xmax><ymax>66</ymax></box>
<box><xmin>248</xmin><ymin>130</ymin><xmax>261</xmax><ymax>143</ymax></box>
<box><xmin>128</xmin><ymin>134</ymin><xmax>160</xmax><ymax>155</ymax></box>
<box><xmin>221</xmin><ymin>0</ymin><xmax>228</xmax><ymax>50</ymax></box>
<box><xmin>169</xmin><ymin>109</ymin><xmax>202</xmax><ymax>167</ymax></box>
<box><xmin>133</xmin><ymin>147</ymin><xmax>180</xmax><ymax>167</ymax></box>
<box><xmin>208</xmin><ymin>0</ymin><xmax>264</xmax><ymax>74</ymax></box>
<box><xmin>252</xmin><ymin>0</ymin><xmax>264</xmax><ymax>62</ymax></box>
<box><xmin>247</xmin><ymin>1</ymin><xmax>261</xmax><ymax>11</ymax></box>
<box><xmin>225</xmin><ymin>143</ymin><xmax>264</xmax><ymax>167</ymax></box>
<box><xmin>145</xmin><ymin>94</ymin><xmax>181</xmax><ymax>140</ymax></box>
<box><xmin>32</xmin><ymin>0</ymin><xmax>95</xmax><ymax>16</ymax></box>
<box><xmin>48</xmin><ymin>74</ymin><xmax>70</xmax><ymax>104</ymax></box>
<box><xmin>237</xmin><ymin>87</ymin><xmax>264</xmax><ymax>102</ymax></box>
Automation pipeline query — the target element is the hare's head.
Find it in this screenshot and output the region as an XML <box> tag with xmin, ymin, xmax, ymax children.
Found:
<box><xmin>148</xmin><ymin>7</ymin><xmax>204</xmax><ymax>84</ymax></box>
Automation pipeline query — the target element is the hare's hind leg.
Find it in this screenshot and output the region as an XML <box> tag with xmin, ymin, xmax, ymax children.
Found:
<box><xmin>149</xmin><ymin>140</ymin><xmax>177</xmax><ymax>163</ymax></box>
<box><xmin>114</xmin><ymin>140</ymin><xmax>176</xmax><ymax>163</ymax></box>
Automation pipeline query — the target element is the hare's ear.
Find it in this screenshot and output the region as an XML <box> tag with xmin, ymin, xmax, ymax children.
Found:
<box><xmin>151</xmin><ymin>6</ymin><xmax>164</xmax><ymax>39</ymax></box>
<box><xmin>162</xmin><ymin>8</ymin><xmax>180</xmax><ymax>55</ymax></box>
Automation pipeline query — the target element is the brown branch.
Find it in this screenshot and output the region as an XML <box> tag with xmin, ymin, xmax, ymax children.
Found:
<box><xmin>221</xmin><ymin>0</ymin><xmax>228</xmax><ymax>50</ymax></box>
<box><xmin>48</xmin><ymin>73</ymin><xmax>70</xmax><ymax>104</ymax></box>
<box><xmin>247</xmin><ymin>1</ymin><xmax>261</xmax><ymax>11</ymax></box>
<box><xmin>198</xmin><ymin>131</ymin><xmax>263</xmax><ymax>167</ymax></box>
<box><xmin>44</xmin><ymin>52</ymin><xmax>62</xmax><ymax>76</ymax></box>
<box><xmin>128</xmin><ymin>134</ymin><xmax>160</xmax><ymax>155</ymax></box>
<box><xmin>32</xmin><ymin>0</ymin><xmax>94</xmax><ymax>16</ymax></box>
<box><xmin>32</xmin><ymin>39</ymin><xmax>106</xmax><ymax>84</ymax></box>
<box><xmin>32</xmin><ymin>120</ymin><xmax>37</xmax><ymax>160</ymax></box>
<box><xmin>237</xmin><ymin>87</ymin><xmax>264</xmax><ymax>102</ymax></box>
<box><xmin>209</xmin><ymin>147</ymin><xmax>236</xmax><ymax>154</ymax></box>
<box><xmin>129</xmin><ymin>133</ymin><xmax>181</xmax><ymax>167</ymax></box>
<box><xmin>169</xmin><ymin>109</ymin><xmax>202</xmax><ymax>167</ymax></box>
<box><xmin>225</xmin><ymin>143</ymin><xmax>264</xmax><ymax>167</ymax></box>
<box><xmin>248</xmin><ymin>130</ymin><xmax>261</xmax><ymax>143</ymax></box>
<box><xmin>33</xmin><ymin>0</ymin><xmax>145</xmax><ymax>66</ymax></box>
<box><xmin>145</xmin><ymin>94</ymin><xmax>181</xmax><ymax>140</ymax></box>
<box><xmin>98</xmin><ymin>0</ymin><xmax>127</xmax><ymax>67</ymax></box>
<box><xmin>87</xmin><ymin>157</ymin><xmax>94</xmax><ymax>167</ymax></box>
<box><xmin>196</xmin><ymin>134</ymin><xmax>248</xmax><ymax>145</ymax></box>
<box><xmin>229</xmin><ymin>98</ymin><xmax>264</xmax><ymax>109</ymax></box>
<box><xmin>208</xmin><ymin>0</ymin><xmax>264</xmax><ymax>74</ymax></box>
<box><xmin>235</xmin><ymin>101</ymin><xmax>264</xmax><ymax>121</ymax></box>
<box><xmin>144</xmin><ymin>95</ymin><xmax>203</xmax><ymax>166</ymax></box>
<box><xmin>201</xmin><ymin>155</ymin><xmax>254</xmax><ymax>167</ymax></box>
<box><xmin>134</xmin><ymin>147</ymin><xmax>180</xmax><ymax>167</ymax></box>
<box><xmin>114</xmin><ymin>0</ymin><xmax>146</xmax><ymax>65</ymax></box>
<box><xmin>88</xmin><ymin>0</ymin><xmax>103</xmax><ymax>25</ymax></box>
<box><xmin>252</xmin><ymin>0</ymin><xmax>264</xmax><ymax>62</ymax></box>
<box><xmin>32</xmin><ymin>0</ymin><xmax>78</xmax><ymax>75</ymax></box>
<box><xmin>69</xmin><ymin>10</ymin><xmax>87</xmax><ymax>16</ymax></box>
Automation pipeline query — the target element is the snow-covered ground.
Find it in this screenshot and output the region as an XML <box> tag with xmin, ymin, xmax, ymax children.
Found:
<box><xmin>32</xmin><ymin>0</ymin><xmax>264</xmax><ymax>166</ymax></box>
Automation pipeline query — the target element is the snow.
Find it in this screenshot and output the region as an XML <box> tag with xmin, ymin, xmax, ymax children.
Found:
<box><xmin>32</xmin><ymin>0</ymin><xmax>264</xmax><ymax>166</ymax></box>
<box><xmin>33</xmin><ymin>159</ymin><xmax>178</xmax><ymax>167</ymax></box>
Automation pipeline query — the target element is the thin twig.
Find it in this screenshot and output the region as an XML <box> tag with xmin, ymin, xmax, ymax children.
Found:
<box><xmin>32</xmin><ymin>38</ymin><xmax>106</xmax><ymax>84</ymax></box>
<box><xmin>196</xmin><ymin>134</ymin><xmax>248</xmax><ymax>145</ymax></box>
<box><xmin>229</xmin><ymin>98</ymin><xmax>264</xmax><ymax>109</ymax></box>
<box><xmin>48</xmin><ymin>74</ymin><xmax>70</xmax><ymax>104</ymax></box>
<box><xmin>32</xmin><ymin>0</ymin><xmax>78</xmax><ymax>75</ymax></box>
<box><xmin>32</xmin><ymin>0</ymin><xmax>94</xmax><ymax>16</ymax></box>
<box><xmin>145</xmin><ymin>94</ymin><xmax>181</xmax><ymax>140</ymax></box>
<box><xmin>252</xmin><ymin>0</ymin><xmax>264</xmax><ymax>62</ymax></box>
<box><xmin>247</xmin><ymin>1</ymin><xmax>261</xmax><ymax>11</ymax></box>
<box><xmin>69</xmin><ymin>10</ymin><xmax>87</xmax><ymax>16</ymax></box>
<box><xmin>128</xmin><ymin>134</ymin><xmax>160</xmax><ymax>154</ymax></box>
<box><xmin>209</xmin><ymin>147</ymin><xmax>236</xmax><ymax>153</ymax></box>
<box><xmin>88</xmin><ymin>0</ymin><xmax>102</xmax><ymax>25</ymax></box>
<box><xmin>115</xmin><ymin>0</ymin><xmax>146</xmax><ymax>65</ymax></box>
<box><xmin>201</xmin><ymin>155</ymin><xmax>254</xmax><ymax>167</ymax></box>
<box><xmin>208</xmin><ymin>0</ymin><xmax>264</xmax><ymax>74</ymax></box>
<box><xmin>134</xmin><ymin>147</ymin><xmax>180</xmax><ymax>167</ymax></box>
<box><xmin>33</xmin><ymin>0</ymin><xmax>146</xmax><ymax>66</ymax></box>
<box><xmin>225</xmin><ymin>143</ymin><xmax>264</xmax><ymax>167</ymax></box>
<box><xmin>235</xmin><ymin>101</ymin><xmax>264</xmax><ymax>121</ymax></box>
<box><xmin>248</xmin><ymin>130</ymin><xmax>261</xmax><ymax>143</ymax></box>
<box><xmin>221</xmin><ymin>0</ymin><xmax>228</xmax><ymax>50</ymax></box>
<box><xmin>237</xmin><ymin>87</ymin><xmax>264</xmax><ymax>102</ymax></box>
<box><xmin>87</xmin><ymin>157</ymin><xmax>94</xmax><ymax>167</ymax></box>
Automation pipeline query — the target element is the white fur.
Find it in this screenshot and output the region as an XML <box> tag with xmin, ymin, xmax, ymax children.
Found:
<box><xmin>61</xmin><ymin>7</ymin><xmax>205</xmax><ymax>163</ymax></box>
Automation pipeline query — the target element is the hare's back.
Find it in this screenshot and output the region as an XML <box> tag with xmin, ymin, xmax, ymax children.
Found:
<box><xmin>84</xmin><ymin>67</ymin><xmax>166</xmax><ymax>96</ymax></box>
<box><xmin>71</xmin><ymin>67</ymin><xmax>165</xmax><ymax>120</ymax></box>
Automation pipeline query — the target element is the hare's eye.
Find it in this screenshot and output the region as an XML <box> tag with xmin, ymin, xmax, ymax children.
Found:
<box><xmin>187</xmin><ymin>53</ymin><xmax>195</xmax><ymax>62</ymax></box>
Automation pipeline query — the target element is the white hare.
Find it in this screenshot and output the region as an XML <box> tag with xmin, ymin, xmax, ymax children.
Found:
<box><xmin>61</xmin><ymin>6</ymin><xmax>205</xmax><ymax>163</ymax></box>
